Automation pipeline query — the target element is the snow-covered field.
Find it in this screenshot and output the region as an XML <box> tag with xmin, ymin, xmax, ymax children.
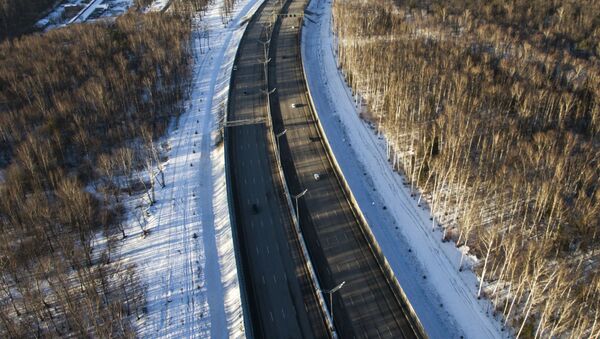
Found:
<box><xmin>106</xmin><ymin>0</ymin><xmax>265</xmax><ymax>337</ymax></box>
<box><xmin>302</xmin><ymin>0</ymin><xmax>508</xmax><ymax>338</ymax></box>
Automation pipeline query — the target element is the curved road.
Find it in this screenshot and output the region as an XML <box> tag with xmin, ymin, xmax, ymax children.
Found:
<box><xmin>225</xmin><ymin>0</ymin><xmax>329</xmax><ymax>338</ymax></box>
<box><xmin>267</xmin><ymin>0</ymin><xmax>425</xmax><ymax>338</ymax></box>
<box><xmin>227</xmin><ymin>0</ymin><xmax>426</xmax><ymax>337</ymax></box>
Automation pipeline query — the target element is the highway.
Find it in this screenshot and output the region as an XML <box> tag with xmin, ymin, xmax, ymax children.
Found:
<box><xmin>225</xmin><ymin>0</ymin><xmax>329</xmax><ymax>338</ymax></box>
<box><xmin>267</xmin><ymin>0</ymin><xmax>425</xmax><ymax>338</ymax></box>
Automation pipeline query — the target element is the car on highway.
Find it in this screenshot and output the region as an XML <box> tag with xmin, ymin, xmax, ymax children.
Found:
<box><xmin>313</xmin><ymin>173</ymin><xmax>320</xmax><ymax>181</ymax></box>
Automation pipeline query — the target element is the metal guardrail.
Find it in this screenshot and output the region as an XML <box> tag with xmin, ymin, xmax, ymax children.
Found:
<box><xmin>297</xmin><ymin>3</ymin><xmax>428</xmax><ymax>338</ymax></box>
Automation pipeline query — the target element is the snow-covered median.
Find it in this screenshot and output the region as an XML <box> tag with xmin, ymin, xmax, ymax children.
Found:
<box><xmin>110</xmin><ymin>0</ymin><xmax>265</xmax><ymax>337</ymax></box>
<box><xmin>302</xmin><ymin>0</ymin><xmax>507</xmax><ymax>338</ymax></box>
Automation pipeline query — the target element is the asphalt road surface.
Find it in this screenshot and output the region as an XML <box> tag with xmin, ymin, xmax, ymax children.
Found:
<box><xmin>267</xmin><ymin>0</ymin><xmax>424</xmax><ymax>338</ymax></box>
<box><xmin>225</xmin><ymin>0</ymin><xmax>329</xmax><ymax>338</ymax></box>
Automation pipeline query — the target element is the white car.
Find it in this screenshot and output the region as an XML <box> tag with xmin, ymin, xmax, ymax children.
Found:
<box><xmin>291</xmin><ymin>103</ymin><xmax>300</xmax><ymax>108</ymax></box>
<box><xmin>313</xmin><ymin>173</ymin><xmax>320</xmax><ymax>181</ymax></box>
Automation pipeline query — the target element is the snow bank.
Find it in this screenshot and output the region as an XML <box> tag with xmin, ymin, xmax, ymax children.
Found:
<box><xmin>301</xmin><ymin>0</ymin><xmax>508</xmax><ymax>338</ymax></box>
<box><xmin>148</xmin><ymin>0</ymin><xmax>170</xmax><ymax>12</ymax></box>
<box><xmin>111</xmin><ymin>0</ymin><xmax>265</xmax><ymax>337</ymax></box>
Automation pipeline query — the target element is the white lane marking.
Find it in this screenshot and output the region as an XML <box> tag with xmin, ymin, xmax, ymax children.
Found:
<box><xmin>281</xmin><ymin>308</ymin><xmax>286</xmax><ymax>319</ymax></box>
<box><xmin>262</xmin><ymin>275</ymin><xmax>266</xmax><ymax>285</ymax></box>
<box><xmin>266</xmin><ymin>246</ymin><xmax>270</xmax><ymax>255</ymax></box>
<box><xmin>270</xmin><ymin>312</ymin><xmax>274</xmax><ymax>322</ymax></box>
<box><xmin>256</xmin><ymin>246</ymin><xmax>259</xmax><ymax>254</ymax></box>
<box><xmin>273</xmin><ymin>274</ymin><xmax>277</xmax><ymax>283</ymax></box>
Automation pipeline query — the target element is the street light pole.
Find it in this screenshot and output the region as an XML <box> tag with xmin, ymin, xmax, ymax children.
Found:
<box><xmin>276</xmin><ymin>129</ymin><xmax>287</xmax><ymax>150</ymax></box>
<box><xmin>319</xmin><ymin>281</ymin><xmax>346</xmax><ymax>329</ymax></box>
<box><xmin>293</xmin><ymin>189</ymin><xmax>307</xmax><ymax>224</ymax></box>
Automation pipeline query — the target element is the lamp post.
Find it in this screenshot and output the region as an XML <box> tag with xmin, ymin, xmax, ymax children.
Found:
<box><xmin>319</xmin><ymin>281</ymin><xmax>346</xmax><ymax>327</ymax></box>
<box><xmin>293</xmin><ymin>189</ymin><xmax>307</xmax><ymax>224</ymax></box>
<box><xmin>276</xmin><ymin>129</ymin><xmax>287</xmax><ymax>150</ymax></box>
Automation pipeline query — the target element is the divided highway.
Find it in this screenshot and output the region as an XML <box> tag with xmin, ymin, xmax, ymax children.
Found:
<box><xmin>227</xmin><ymin>0</ymin><xmax>426</xmax><ymax>338</ymax></box>
<box><xmin>225</xmin><ymin>0</ymin><xmax>329</xmax><ymax>338</ymax></box>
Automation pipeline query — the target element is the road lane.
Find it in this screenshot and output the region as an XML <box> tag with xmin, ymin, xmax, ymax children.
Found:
<box><xmin>267</xmin><ymin>1</ymin><xmax>425</xmax><ymax>338</ymax></box>
<box><xmin>226</xmin><ymin>0</ymin><xmax>329</xmax><ymax>337</ymax></box>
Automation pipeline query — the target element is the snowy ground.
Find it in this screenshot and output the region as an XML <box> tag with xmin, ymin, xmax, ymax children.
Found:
<box><xmin>302</xmin><ymin>0</ymin><xmax>509</xmax><ymax>338</ymax></box>
<box><xmin>36</xmin><ymin>0</ymin><xmax>132</xmax><ymax>29</ymax></box>
<box><xmin>106</xmin><ymin>0</ymin><xmax>265</xmax><ymax>337</ymax></box>
<box><xmin>148</xmin><ymin>0</ymin><xmax>170</xmax><ymax>12</ymax></box>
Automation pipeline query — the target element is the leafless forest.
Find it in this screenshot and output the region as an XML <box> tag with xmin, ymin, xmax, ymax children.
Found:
<box><xmin>0</xmin><ymin>7</ymin><xmax>197</xmax><ymax>336</ymax></box>
<box><xmin>333</xmin><ymin>0</ymin><xmax>599</xmax><ymax>337</ymax></box>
